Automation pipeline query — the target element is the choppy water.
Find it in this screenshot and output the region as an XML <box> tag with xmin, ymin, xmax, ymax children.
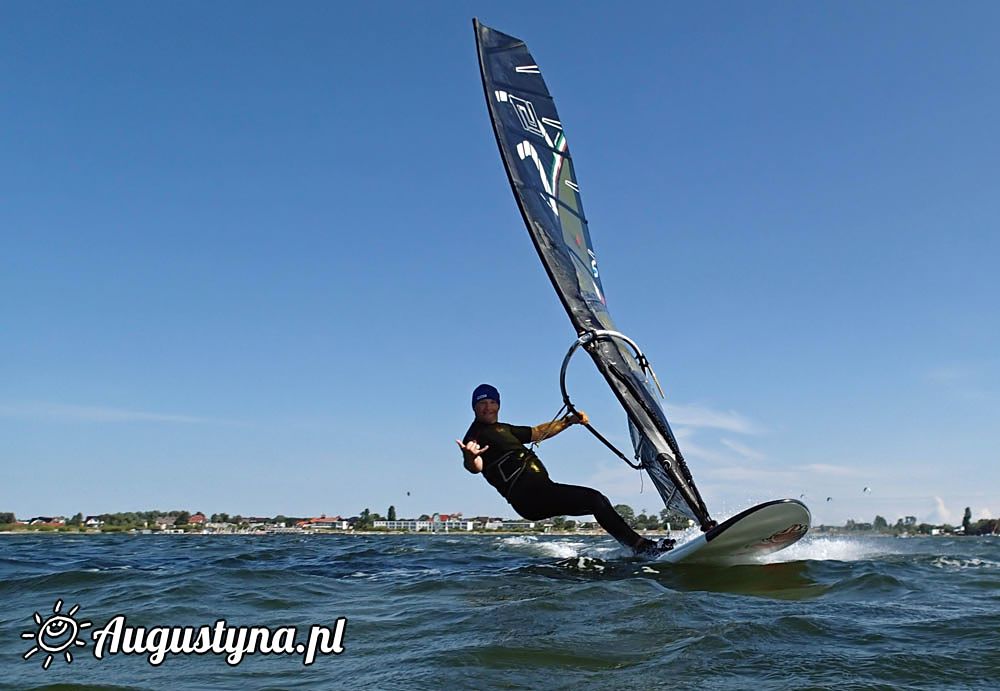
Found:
<box><xmin>1</xmin><ymin>533</ymin><xmax>998</xmax><ymax>689</ymax></box>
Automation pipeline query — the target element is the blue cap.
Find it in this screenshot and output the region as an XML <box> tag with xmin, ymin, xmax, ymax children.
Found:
<box><xmin>472</xmin><ymin>384</ymin><xmax>500</xmax><ymax>408</ymax></box>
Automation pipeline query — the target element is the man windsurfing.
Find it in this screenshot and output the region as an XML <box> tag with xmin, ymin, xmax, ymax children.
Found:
<box><xmin>457</xmin><ymin>384</ymin><xmax>674</xmax><ymax>557</ymax></box>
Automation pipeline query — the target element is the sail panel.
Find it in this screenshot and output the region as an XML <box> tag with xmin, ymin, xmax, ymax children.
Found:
<box><xmin>474</xmin><ymin>19</ymin><xmax>714</xmax><ymax>528</ymax></box>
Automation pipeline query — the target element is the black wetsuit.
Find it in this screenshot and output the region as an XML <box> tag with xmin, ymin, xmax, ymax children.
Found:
<box><xmin>463</xmin><ymin>420</ymin><xmax>642</xmax><ymax>549</ymax></box>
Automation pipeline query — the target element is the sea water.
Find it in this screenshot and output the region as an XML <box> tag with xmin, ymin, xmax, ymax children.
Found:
<box><xmin>1</xmin><ymin>533</ymin><xmax>998</xmax><ymax>689</ymax></box>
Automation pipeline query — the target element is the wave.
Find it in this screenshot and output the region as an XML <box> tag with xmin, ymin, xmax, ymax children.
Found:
<box><xmin>930</xmin><ymin>556</ymin><xmax>1000</xmax><ymax>570</ymax></box>
<box><xmin>497</xmin><ymin>535</ymin><xmax>631</xmax><ymax>560</ymax></box>
<box><xmin>758</xmin><ymin>536</ymin><xmax>900</xmax><ymax>563</ymax></box>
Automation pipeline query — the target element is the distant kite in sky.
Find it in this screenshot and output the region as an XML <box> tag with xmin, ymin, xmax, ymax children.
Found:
<box><xmin>863</xmin><ymin>487</ymin><xmax>871</xmax><ymax>494</ymax></box>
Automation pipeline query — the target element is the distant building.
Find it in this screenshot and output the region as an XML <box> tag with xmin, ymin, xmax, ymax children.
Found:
<box><xmin>205</xmin><ymin>522</ymin><xmax>234</xmax><ymax>532</ymax></box>
<box><xmin>372</xmin><ymin>517</ymin><xmax>474</xmax><ymax>532</ymax></box>
<box><xmin>431</xmin><ymin>513</ymin><xmax>473</xmax><ymax>531</ymax></box>
<box><xmin>189</xmin><ymin>512</ymin><xmax>206</xmax><ymax>525</ymax></box>
<box><xmin>297</xmin><ymin>515</ymin><xmax>349</xmax><ymax>530</ymax></box>
<box><xmin>154</xmin><ymin>516</ymin><xmax>177</xmax><ymax>529</ymax></box>
<box><xmin>374</xmin><ymin>519</ymin><xmax>433</xmax><ymax>531</ymax></box>
<box><xmin>28</xmin><ymin>516</ymin><xmax>65</xmax><ymax>527</ymax></box>
<box><xmin>84</xmin><ymin>516</ymin><xmax>104</xmax><ymax>528</ymax></box>
<box><xmin>473</xmin><ymin>517</ymin><xmax>505</xmax><ymax>530</ymax></box>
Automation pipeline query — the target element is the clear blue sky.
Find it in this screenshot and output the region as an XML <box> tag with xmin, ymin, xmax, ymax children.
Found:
<box><xmin>3</xmin><ymin>2</ymin><xmax>997</xmax><ymax>527</ymax></box>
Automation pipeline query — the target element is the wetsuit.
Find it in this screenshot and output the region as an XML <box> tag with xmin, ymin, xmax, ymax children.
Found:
<box><xmin>463</xmin><ymin>420</ymin><xmax>643</xmax><ymax>549</ymax></box>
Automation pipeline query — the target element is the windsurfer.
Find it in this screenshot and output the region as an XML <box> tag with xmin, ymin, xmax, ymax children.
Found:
<box><xmin>457</xmin><ymin>384</ymin><xmax>673</xmax><ymax>557</ymax></box>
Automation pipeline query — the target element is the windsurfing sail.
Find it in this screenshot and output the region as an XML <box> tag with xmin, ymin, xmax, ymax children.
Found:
<box><xmin>474</xmin><ymin>19</ymin><xmax>715</xmax><ymax>530</ymax></box>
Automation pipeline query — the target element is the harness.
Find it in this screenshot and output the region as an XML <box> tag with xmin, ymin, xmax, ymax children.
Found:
<box><xmin>483</xmin><ymin>448</ymin><xmax>536</xmax><ymax>498</ymax></box>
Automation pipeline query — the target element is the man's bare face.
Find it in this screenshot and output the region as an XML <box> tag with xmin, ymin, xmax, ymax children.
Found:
<box><xmin>473</xmin><ymin>398</ymin><xmax>499</xmax><ymax>424</ymax></box>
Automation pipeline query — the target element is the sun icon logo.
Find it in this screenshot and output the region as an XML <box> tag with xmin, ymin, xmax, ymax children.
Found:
<box><xmin>21</xmin><ymin>599</ymin><xmax>92</xmax><ymax>670</ymax></box>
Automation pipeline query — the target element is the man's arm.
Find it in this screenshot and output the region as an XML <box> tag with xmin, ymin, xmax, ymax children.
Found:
<box><xmin>455</xmin><ymin>439</ymin><xmax>489</xmax><ymax>474</ymax></box>
<box><xmin>531</xmin><ymin>410</ymin><xmax>589</xmax><ymax>443</ymax></box>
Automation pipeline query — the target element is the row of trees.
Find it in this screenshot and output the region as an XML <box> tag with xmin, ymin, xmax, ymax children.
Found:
<box><xmin>0</xmin><ymin>506</ymin><xmax>405</xmax><ymax>531</ymax></box>
<box><xmin>613</xmin><ymin>505</ymin><xmax>691</xmax><ymax>530</ymax></box>
<box><xmin>841</xmin><ymin>516</ymin><xmax>918</xmax><ymax>532</ymax></box>
<box><xmin>354</xmin><ymin>506</ymin><xmax>419</xmax><ymax>529</ymax></box>
<box><xmin>835</xmin><ymin>508</ymin><xmax>1000</xmax><ymax>536</ymax></box>
<box><xmin>0</xmin><ymin>510</ymin><xmax>256</xmax><ymax>531</ymax></box>
<box><xmin>0</xmin><ymin>510</ymin><xmax>196</xmax><ymax>527</ymax></box>
<box><xmin>7</xmin><ymin>505</ymin><xmax>998</xmax><ymax>535</ymax></box>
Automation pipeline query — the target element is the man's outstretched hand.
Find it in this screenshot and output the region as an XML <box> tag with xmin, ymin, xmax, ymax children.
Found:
<box><xmin>456</xmin><ymin>439</ymin><xmax>489</xmax><ymax>457</ymax></box>
<box><xmin>456</xmin><ymin>439</ymin><xmax>488</xmax><ymax>474</ymax></box>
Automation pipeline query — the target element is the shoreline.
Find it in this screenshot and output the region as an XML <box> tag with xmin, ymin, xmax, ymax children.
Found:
<box><xmin>2</xmin><ymin>529</ymin><xmax>989</xmax><ymax>538</ymax></box>
<box><xmin>0</xmin><ymin>529</ymin><xmax>630</xmax><ymax>537</ymax></box>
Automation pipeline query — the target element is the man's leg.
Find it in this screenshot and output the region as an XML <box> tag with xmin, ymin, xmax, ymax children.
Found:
<box><xmin>511</xmin><ymin>481</ymin><xmax>643</xmax><ymax>550</ymax></box>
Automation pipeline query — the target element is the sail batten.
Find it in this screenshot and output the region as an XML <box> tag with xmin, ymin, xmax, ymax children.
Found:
<box><xmin>474</xmin><ymin>18</ymin><xmax>714</xmax><ymax>530</ymax></box>
<box><xmin>490</xmin><ymin>80</ymin><xmax>557</xmax><ymax>101</ymax></box>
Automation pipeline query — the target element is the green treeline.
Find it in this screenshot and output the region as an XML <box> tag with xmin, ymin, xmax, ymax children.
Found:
<box><xmin>0</xmin><ymin>510</ymin><xmax>293</xmax><ymax>533</ymax></box>
<box><xmin>613</xmin><ymin>505</ymin><xmax>692</xmax><ymax>530</ymax></box>
<box><xmin>2</xmin><ymin>505</ymin><xmax>998</xmax><ymax>535</ymax></box>
<box><xmin>825</xmin><ymin>507</ymin><xmax>999</xmax><ymax>536</ymax></box>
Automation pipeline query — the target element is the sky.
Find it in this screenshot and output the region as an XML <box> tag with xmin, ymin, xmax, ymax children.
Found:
<box><xmin>2</xmin><ymin>2</ymin><xmax>998</xmax><ymax>527</ymax></box>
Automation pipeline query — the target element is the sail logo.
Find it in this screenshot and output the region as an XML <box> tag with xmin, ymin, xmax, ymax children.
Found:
<box><xmin>509</xmin><ymin>95</ymin><xmax>545</xmax><ymax>137</ymax></box>
<box><xmin>493</xmin><ymin>85</ymin><xmax>604</xmax><ymax>303</ymax></box>
<box><xmin>515</xmin><ymin>141</ymin><xmax>559</xmax><ymax>218</ymax></box>
<box><xmin>494</xmin><ymin>91</ymin><xmax>545</xmax><ymax>138</ymax></box>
